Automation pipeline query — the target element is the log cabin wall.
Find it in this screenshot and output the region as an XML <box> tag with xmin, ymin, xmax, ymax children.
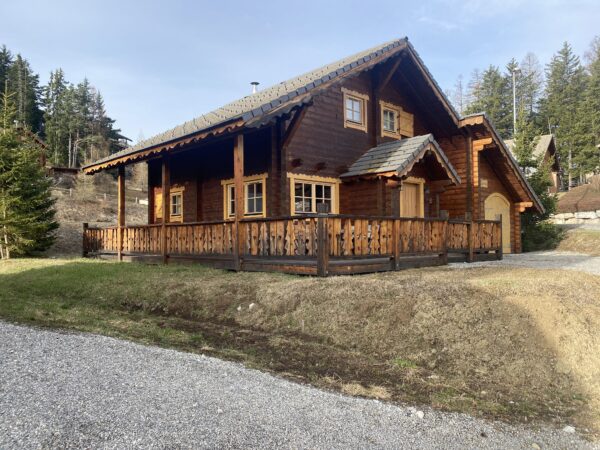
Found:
<box><xmin>284</xmin><ymin>68</ymin><xmax>428</xmax><ymax>216</ymax></box>
<box><xmin>437</xmin><ymin>136</ymin><xmax>469</xmax><ymax>219</ymax></box>
<box><xmin>339</xmin><ymin>163</ymin><xmax>435</xmax><ymax>217</ymax></box>
<box><xmin>148</xmin><ymin>129</ymin><xmax>271</xmax><ymax>223</ymax></box>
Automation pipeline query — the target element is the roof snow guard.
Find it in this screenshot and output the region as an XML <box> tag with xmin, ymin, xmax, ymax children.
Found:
<box><xmin>341</xmin><ymin>134</ymin><xmax>460</xmax><ymax>184</ymax></box>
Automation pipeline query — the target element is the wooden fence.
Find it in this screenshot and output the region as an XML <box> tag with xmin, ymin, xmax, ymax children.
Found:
<box><xmin>83</xmin><ymin>215</ymin><xmax>502</xmax><ymax>276</ymax></box>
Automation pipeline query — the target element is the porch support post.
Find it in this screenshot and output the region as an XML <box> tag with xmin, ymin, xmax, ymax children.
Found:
<box><xmin>497</xmin><ymin>214</ymin><xmax>503</xmax><ymax>260</ymax></box>
<box><xmin>316</xmin><ymin>203</ymin><xmax>329</xmax><ymax>277</ymax></box>
<box><xmin>466</xmin><ymin>211</ymin><xmax>474</xmax><ymax>263</ymax></box>
<box><xmin>440</xmin><ymin>210</ymin><xmax>449</xmax><ymax>265</ymax></box>
<box><xmin>117</xmin><ymin>165</ymin><xmax>125</xmax><ymax>261</ymax></box>
<box><xmin>233</xmin><ymin>134</ymin><xmax>244</xmax><ymax>271</ymax></box>
<box><xmin>161</xmin><ymin>155</ymin><xmax>170</xmax><ymax>264</ymax></box>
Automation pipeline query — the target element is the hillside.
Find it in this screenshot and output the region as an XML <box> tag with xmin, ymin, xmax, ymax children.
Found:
<box><xmin>47</xmin><ymin>176</ymin><xmax>147</xmax><ymax>256</ymax></box>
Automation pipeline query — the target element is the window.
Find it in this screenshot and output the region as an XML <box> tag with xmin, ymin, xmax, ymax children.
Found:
<box><xmin>154</xmin><ymin>189</ymin><xmax>184</xmax><ymax>222</ymax></box>
<box><xmin>222</xmin><ymin>174</ymin><xmax>267</xmax><ymax>219</ymax></box>
<box><xmin>380</xmin><ymin>101</ymin><xmax>400</xmax><ymax>138</ymax></box>
<box><xmin>342</xmin><ymin>88</ymin><xmax>369</xmax><ymax>132</ymax></box>
<box><xmin>245</xmin><ymin>181</ymin><xmax>263</xmax><ymax>215</ymax></box>
<box><xmin>383</xmin><ymin>109</ymin><xmax>397</xmax><ymax>132</ymax></box>
<box><xmin>345</xmin><ymin>97</ymin><xmax>362</xmax><ymax>123</ymax></box>
<box><xmin>288</xmin><ymin>174</ymin><xmax>339</xmax><ymax>215</ymax></box>
<box><xmin>171</xmin><ymin>192</ymin><xmax>183</xmax><ymax>217</ymax></box>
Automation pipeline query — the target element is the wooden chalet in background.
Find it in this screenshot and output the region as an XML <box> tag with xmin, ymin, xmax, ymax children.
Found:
<box><xmin>82</xmin><ymin>38</ymin><xmax>542</xmax><ymax>275</ymax></box>
<box><xmin>505</xmin><ymin>134</ymin><xmax>561</xmax><ymax>193</ymax></box>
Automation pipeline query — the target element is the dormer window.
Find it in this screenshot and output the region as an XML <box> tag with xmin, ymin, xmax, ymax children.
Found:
<box><xmin>380</xmin><ymin>101</ymin><xmax>401</xmax><ymax>138</ymax></box>
<box><xmin>342</xmin><ymin>87</ymin><xmax>368</xmax><ymax>132</ymax></box>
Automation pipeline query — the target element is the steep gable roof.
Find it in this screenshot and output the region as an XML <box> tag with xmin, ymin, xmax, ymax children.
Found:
<box><xmin>84</xmin><ymin>38</ymin><xmax>414</xmax><ymax>172</ymax></box>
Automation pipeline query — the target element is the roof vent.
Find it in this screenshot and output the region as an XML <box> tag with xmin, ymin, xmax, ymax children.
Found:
<box><xmin>250</xmin><ymin>81</ymin><xmax>259</xmax><ymax>94</ymax></box>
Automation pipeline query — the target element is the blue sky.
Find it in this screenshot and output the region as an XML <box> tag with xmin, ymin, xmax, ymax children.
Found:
<box><xmin>2</xmin><ymin>0</ymin><xmax>599</xmax><ymax>142</ymax></box>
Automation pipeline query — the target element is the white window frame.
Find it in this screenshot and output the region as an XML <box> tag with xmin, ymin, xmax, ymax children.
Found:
<box><xmin>288</xmin><ymin>173</ymin><xmax>340</xmax><ymax>215</ymax></box>
<box><xmin>342</xmin><ymin>87</ymin><xmax>369</xmax><ymax>132</ymax></box>
<box><xmin>221</xmin><ymin>173</ymin><xmax>267</xmax><ymax>220</ymax></box>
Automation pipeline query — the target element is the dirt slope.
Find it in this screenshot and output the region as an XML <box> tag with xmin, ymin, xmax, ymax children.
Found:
<box><xmin>47</xmin><ymin>186</ymin><xmax>147</xmax><ymax>257</ymax></box>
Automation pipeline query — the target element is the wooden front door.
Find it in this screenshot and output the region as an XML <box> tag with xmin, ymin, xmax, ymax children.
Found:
<box><xmin>484</xmin><ymin>193</ymin><xmax>511</xmax><ymax>253</ymax></box>
<box><xmin>400</xmin><ymin>182</ymin><xmax>423</xmax><ymax>218</ymax></box>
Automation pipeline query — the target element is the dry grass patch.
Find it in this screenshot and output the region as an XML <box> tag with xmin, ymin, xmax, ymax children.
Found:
<box><xmin>1</xmin><ymin>259</ymin><xmax>599</xmax><ymax>436</ymax></box>
<box><xmin>557</xmin><ymin>229</ymin><xmax>600</xmax><ymax>256</ymax></box>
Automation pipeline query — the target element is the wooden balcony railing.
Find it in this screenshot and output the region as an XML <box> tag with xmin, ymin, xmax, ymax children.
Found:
<box><xmin>83</xmin><ymin>214</ymin><xmax>502</xmax><ymax>276</ymax></box>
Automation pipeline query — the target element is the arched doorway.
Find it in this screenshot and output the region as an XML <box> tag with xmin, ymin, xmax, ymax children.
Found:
<box><xmin>484</xmin><ymin>193</ymin><xmax>511</xmax><ymax>253</ymax></box>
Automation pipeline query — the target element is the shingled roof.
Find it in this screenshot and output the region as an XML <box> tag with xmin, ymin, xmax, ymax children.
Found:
<box><xmin>341</xmin><ymin>134</ymin><xmax>460</xmax><ymax>184</ymax></box>
<box><xmin>84</xmin><ymin>38</ymin><xmax>415</xmax><ymax>171</ymax></box>
<box><xmin>505</xmin><ymin>134</ymin><xmax>556</xmax><ymax>160</ymax></box>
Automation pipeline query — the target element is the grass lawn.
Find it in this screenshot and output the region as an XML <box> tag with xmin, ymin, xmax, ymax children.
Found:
<box><xmin>1</xmin><ymin>258</ymin><xmax>599</xmax><ymax>436</ymax></box>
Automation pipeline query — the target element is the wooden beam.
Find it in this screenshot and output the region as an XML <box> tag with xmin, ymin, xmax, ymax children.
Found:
<box><xmin>516</xmin><ymin>201</ymin><xmax>533</xmax><ymax>213</ymax></box>
<box><xmin>396</xmin><ymin>70</ymin><xmax>448</xmax><ymax>137</ymax></box>
<box><xmin>233</xmin><ymin>134</ymin><xmax>244</xmax><ymax>271</ymax></box>
<box><xmin>83</xmin><ymin>119</ymin><xmax>245</xmax><ymax>174</ymax></box>
<box><xmin>376</xmin><ymin>56</ymin><xmax>402</xmax><ymax>95</ymax></box>
<box><xmin>117</xmin><ymin>165</ymin><xmax>125</xmax><ymax>261</ymax></box>
<box><xmin>268</xmin><ymin>124</ymin><xmax>280</xmax><ymax>216</ymax></box>
<box><xmin>281</xmin><ymin>106</ymin><xmax>307</xmax><ymax>150</ymax></box>
<box><xmin>370</xmin><ymin>71</ymin><xmax>380</xmax><ymax>147</ymax></box>
<box><xmin>473</xmin><ymin>137</ymin><xmax>493</xmax><ymax>148</ymax></box>
<box><xmin>161</xmin><ymin>156</ymin><xmax>170</xmax><ymax>264</ymax></box>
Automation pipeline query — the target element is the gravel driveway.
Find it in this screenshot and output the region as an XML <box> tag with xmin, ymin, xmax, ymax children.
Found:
<box><xmin>452</xmin><ymin>250</ymin><xmax>600</xmax><ymax>275</ymax></box>
<box><xmin>1</xmin><ymin>322</ymin><xmax>596</xmax><ymax>449</ymax></box>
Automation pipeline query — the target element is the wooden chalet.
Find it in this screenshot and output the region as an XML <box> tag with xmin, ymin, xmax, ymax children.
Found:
<box><xmin>506</xmin><ymin>134</ymin><xmax>561</xmax><ymax>193</ymax></box>
<box><xmin>82</xmin><ymin>38</ymin><xmax>543</xmax><ymax>276</ymax></box>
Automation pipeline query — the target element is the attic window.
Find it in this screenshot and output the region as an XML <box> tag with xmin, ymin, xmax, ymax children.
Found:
<box><xmin>342</xmin><ymin>88</ymin><xmax>369</xmax><ymax>132</ymax></box>
<box><xmin>380</xmin><ymin>101</ymin><xmax>401</xmax><ymax>138</ymax></box>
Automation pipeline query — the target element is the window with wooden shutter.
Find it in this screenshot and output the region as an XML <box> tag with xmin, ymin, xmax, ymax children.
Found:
<box><xmin>399</xmin><ymin>110</ymin><xmax>414</xmax><ymax>138</ymax></box>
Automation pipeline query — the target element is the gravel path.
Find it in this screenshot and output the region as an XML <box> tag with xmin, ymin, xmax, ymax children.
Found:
<box><xmin>451</xmin><ymin>251</ymin><xmax>600</xmax><ymax>275</ymax></box>
<box><xmin>0</xmin><ymin>321</ymin><xmax>596</xmax><ymax>449</ymax></box>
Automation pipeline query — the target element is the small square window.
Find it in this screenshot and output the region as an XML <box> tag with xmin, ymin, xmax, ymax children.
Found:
<box><xmin>342</xmin><ymin>88</ymin><xmax>368</xmax><ymax>132</ymax></box>
<box><xmin>345</xmin><ymin>97</ymin><xmax>363</xmax><ymax>124</ymax></box>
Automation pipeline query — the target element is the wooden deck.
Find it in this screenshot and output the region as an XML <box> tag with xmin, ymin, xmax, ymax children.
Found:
<box><xmin>83</xmin><ymin>215</ymin><xmax>503</xmax><ymax>276</ymax></box>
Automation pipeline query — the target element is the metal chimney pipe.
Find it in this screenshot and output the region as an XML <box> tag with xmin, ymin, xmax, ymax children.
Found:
<box><xmin>250</xmin><ymin>81</ymin><xmax>259</xmax><ymax>94</ymax></box>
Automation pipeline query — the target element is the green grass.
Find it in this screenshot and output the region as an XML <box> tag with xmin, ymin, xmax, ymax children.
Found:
<box><xmin>391</xmin><ymin>357</ymin><xmax>418</xmax><ymax>369</ymax></box>
<box><xmin>1</xmin><ymin>257</ymin><xmax>598</xmax><ymax>436</ymax></box>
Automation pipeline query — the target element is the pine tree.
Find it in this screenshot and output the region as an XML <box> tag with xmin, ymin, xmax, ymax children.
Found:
<box><xmin>519</xmin><ymin>52</ymin><xmax>544</xmax><ymax>119</ymax></box>
<box><xmin>7</xmin><ymin>54</ymin><xmax>43</xmax><ymax>132</ymax></box>
<box><xmin>539</xmin><ymin>42</ymin><xmax>590</xmax><ymax>187</ymax></box>
<box><xmin>465</xmin><ymin>65</ymin><xmax>512</xmax><ymax>138</ymax></box>
<box><xmin>583</xmin><ymin>36</ymin><xmax>600</xmax><ymax>172</ymax></box>
<box><xmin>0</xmin><ymin>46</ymin><xmax>13</xmax><ymax>98</ymax></box>
<box><xmin>43</xmin><ymin>69</ymin><xmax>69</xmax><ymax>165</ymax></box>
<box><xmin>0</xmin><ymin>89</ymin><xmax>57</xmax><ymax>258</ymax></box>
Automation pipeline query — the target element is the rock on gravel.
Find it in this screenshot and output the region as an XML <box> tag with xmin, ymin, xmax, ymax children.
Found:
<box><xmin>0</xmin><ymin>321</ymin><xmax>597</xmax><ymax>449</ymax></box>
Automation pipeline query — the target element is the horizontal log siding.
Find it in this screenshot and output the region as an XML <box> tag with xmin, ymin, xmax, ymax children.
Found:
<box><xmin>438</xmin><ymin>135</ymin><xmax>468</xmax><ymax>219</ymax></box>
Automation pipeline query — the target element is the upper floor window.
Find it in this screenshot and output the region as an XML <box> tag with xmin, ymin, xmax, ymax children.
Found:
<box><xmin>222</xmin><ymin>174</ymin><xmax>267</xmax><ymax>220</ymax></box>
<box><xmin>383</xmin><ymin>109</ymin><xmax>397</xmax><ymax>132</ymax></box>
<box><xmin>380</xmin><ymin>101</ymin><xmax>401</xmax><ymax>138</ymax></box>
<box><xmin>342</xmin><ymin>87</ymin><xmax>369</xmax><ymax>132</ymax></box>
<box><xmin>288</xmin><ymin>174</ymin><xmax>339</xmax><ymax>214</ymax></box>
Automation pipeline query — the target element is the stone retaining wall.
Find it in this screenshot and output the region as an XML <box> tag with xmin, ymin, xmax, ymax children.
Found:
<box><xmin>551</xmin><ymin>211</ymin><xmax>600</xmax><ymax>224</ymax></box>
